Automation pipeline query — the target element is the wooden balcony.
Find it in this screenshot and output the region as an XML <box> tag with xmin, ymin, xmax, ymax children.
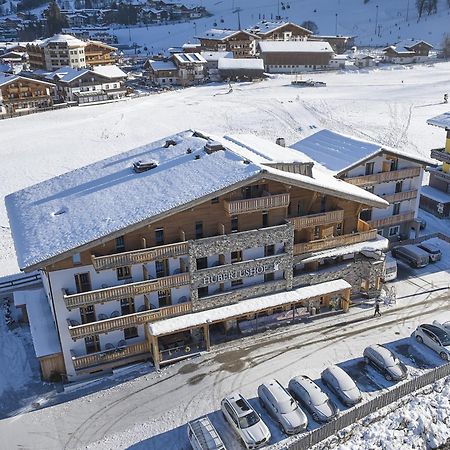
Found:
<box><xmin>224</xmin><ymin>193</ymin><xmax>290</xmax><ymax>215</ymax></box>
<box><xmin>72</xmin><ymin>340</ymin><xmax>150</xmax><ymax>370</ymax></box>
<box><xmin>432</xmin><ymin>169</ymin><xmax>450</xmax><ymax>184</ymax></box>
<box><xmin>293</xmin><ymin>229</ymin><xmax>378</xmax><ymax>255</ymax></box>
<box><xmin>345</xmin><ymin>167</ymin><xmax>421</xmax><ymax>187</ymax></box>
<box><xmin>382</xmin><ymin>189</ymin><xmax>418</xmax><ymax>204</ymax></box>
<box><xmin>91</xmin><ymin>241</ymin><xmax>189</xmax><ymax>271</ymax></box>
<box><xmin>63</xmin><ymin>272</ymin><xmax>190</xmax><ymax>310</ymax></box>
<box><xmin>289</xmin><ymin>209</ymin><xmax>344</xmax><ymax>230</ymax></box>
<box><xmin>367</xmin><ymin>211</ymin><xmax>415</xmax><ymax>229</ymax></box>
<box><xmin>68</xmin><ymin>302</ymin><xmax>192</xmax><ymax>340</ymax></box>
<box><xmin>431</xmin><ymin>148</ymin><xmax>450</xmax><ymax>164</ymax></box>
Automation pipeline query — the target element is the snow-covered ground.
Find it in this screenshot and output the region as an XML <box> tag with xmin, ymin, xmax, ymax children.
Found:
<box><xmin>111</xmin><ymin>0</ymin><xmax>450</xmax><ymax>54</ymax></box>
<box><xmin>1</xmin><ymin>61</ymin><xmax>449</xmax><ymax>276</ymax></box>
<box><xmin>0</xmin><ymin>237</ymin><xmax>449</xmax><ymax>449</ymax></box>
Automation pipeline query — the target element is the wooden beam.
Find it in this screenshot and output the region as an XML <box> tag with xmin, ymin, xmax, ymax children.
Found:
<box><xmin>203</xmin><ymin>324</ymin><xmax>211</xmax><ymax>351</ymax></box>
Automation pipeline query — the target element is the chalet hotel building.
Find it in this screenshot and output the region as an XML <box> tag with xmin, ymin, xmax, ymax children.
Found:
<box><xmin>7</xmin><ymin>131</ymin><xmax>391</xmax><ymax>381</ymax></box>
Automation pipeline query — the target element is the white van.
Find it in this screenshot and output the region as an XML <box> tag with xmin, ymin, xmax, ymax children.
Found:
<box><xmin>383</xmin><ymin>254</ymin><xmax>398</xmax><ymax>282</ymax></box>
<box><xmin>187</xmin><ymin>417</ymin><xmax>227</xmax><ymax>450</ymax></box>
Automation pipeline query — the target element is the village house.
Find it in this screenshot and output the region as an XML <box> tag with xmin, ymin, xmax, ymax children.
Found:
<box><xmin>258</xmin><ymin>40</ymin><xmax>334</xmax><ymax>73</ymax></box>
<box><xmin>84</xmin><ymin>40</ymin><xmax>118</xmax><ymax>66</ymax></box>
<box><xmin>292</xmin><ymin>130</ymin><xmax>434</xmax><ymax>240</ymax></box>
<box><xmin>145</xmin><ymin>59</ymin><xmax>178</xmax><ymax>86</ymax></box>
<box><xmin>248</xmin><ymin>21</ymin><xmax>312</xmax><ymax>41</ymax></box>
<box><xmin>353</xmin><ymin>54</ymin><xmax>376</xmax><ymax>68</ymax></box>
<box><xmin>420</xmin><ymin>112</ymin><xmax>450</xmax><ymax>218</ymax></box>
<box><xmin>0</xmin><ymin>73</ymin><xmax>55</xmax><ymax>117</ymax></box>
<box><xmin>196</xmin><ymin>29</ymin><xmax>260</xmax><ymax>58</ymax></box>
<box><xmin>217</xmin><ymin>58</ymin><xmax>265</xmax><ymax>81</ymax></box>
<box><xmin>382</xmin><ymin>39</ymin><xmax>433</xmax><ymax>64</ymax></box>
<box><xmin>0</xmin><ymin>50</ymin><xmax>29</xmax><ymax>73</ymax></box>
<box><xmin>308</xmin><ymin>35</ymin><xmax>355</xmax><ymax>54</ymax></box>
<box><xmin>6</xmin><ymin>131</ymin><xmax>390</xmax><ymax>381</ymax></box>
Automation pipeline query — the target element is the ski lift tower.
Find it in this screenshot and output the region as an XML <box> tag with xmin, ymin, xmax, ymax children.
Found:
<box><xmin>233</xmin><ymin>7</ymin><xmax>242</xmax><ymax>30</ymax></box>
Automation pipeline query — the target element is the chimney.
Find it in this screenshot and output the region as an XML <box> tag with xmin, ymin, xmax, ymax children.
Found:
<box><xmin>276</xmin><ymin>137</ymin><xmax>286</xmax><ymax>147</ymax></box>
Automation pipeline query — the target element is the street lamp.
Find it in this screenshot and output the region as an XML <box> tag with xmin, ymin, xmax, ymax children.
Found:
<box><xmin>375</xmin><ymin>5</ymin><xmax>379</xmax><ymax>35</ymax></box>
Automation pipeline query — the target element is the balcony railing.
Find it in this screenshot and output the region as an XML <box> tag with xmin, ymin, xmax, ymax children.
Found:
<box><xmin>382</xmin><ymin>189</ymin><xmax>418</xmax><ymax>204</ymax></box>
<box><xmin>63</xmin><ymin>272</ymin><xmax>190</xmax><ymax>310</ymax></box>
<box><xmin>224</xmin><ymin>193</ymin><xmax>290</xmax><ymax>215</ymax></box>
<box><xmin>91</xmin><ymin>241</ymin><xmax>189</xmax><ymax>271</ymax></box>
<box><xmin>71</xmin><ymin>340</ymin><xmax>150</xmax><ymax>370</ymax></box>
<box><xmin>68</xmin><ymin>302</ymin><xmax>192</xmax><ymax>340</ymax></box>
<box><xmin>432</xmin><ymin>169</ymin><xmax>450</xmax><ymax>183</ymax></box>
<box><xmin>293</xmin><ymin>229</ymin><xmax>378</xmax><ymax>255</ymax></box>
<box><xmin>345</xmin><ymin>167</ymin><xmax>421</xmax><ymax>187</ymax></box>
<box><xmin>367</xmin><ymin>211</ymin><xmax>415</xmax><ymax>229</ymax></box>
<box><xmin>431</xmin><ymin>148</ymin><xmax>450</xmax><ymax>164</ymax></box>
<box><xmin>289</xmin><ymin>209</ymin><xmax>344</xmax><ymax>229</ymax></box>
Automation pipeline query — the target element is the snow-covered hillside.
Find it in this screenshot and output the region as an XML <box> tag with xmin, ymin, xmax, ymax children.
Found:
<box><xmin>1</xmin><ymin>62</ymin><xmax>449</xmax><ymax>276</ymax></box>
<box><xmin>112</xmin><ymin>0</ymin><xmax>450</xmax><ymax>54</ymax></box>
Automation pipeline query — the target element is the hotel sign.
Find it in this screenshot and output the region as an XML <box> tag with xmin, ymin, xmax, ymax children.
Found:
<box><xmin>202</xmin><ymin>261</ymin><xmax>279</xmax><ymax>286</ymax></box>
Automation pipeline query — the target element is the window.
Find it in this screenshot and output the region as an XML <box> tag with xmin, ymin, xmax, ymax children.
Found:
<box><xmin>155</xmin><ymin>228</ymin><xmax>164</xmax><ymax>245</ymax></box>
<box><xmin>365</xmin><ymin>162</ymin><xmax>375</xmax><ymax>175</ymax></box>
<box><xmin>265</xmin><ymin>244</ymin><xmax>275</xmax><ymax>257</ymax></box>
<box><xmin>313</xmin><ymin>226</ymin><xmax>321</xmax><ymax>240</ymax></box>
<box><xmin>115</xmin><ymin>235</ymin><xmax>125</xmax><ymax>252</ymax></box>
<box><xmin>262</xmin><ymin>210</ymin><xmax>269</xmax><ymax>227</ymax></box>
<box><xmin>297</xmin><ymin>201</ymin><xmax>304</xmax><ymax>216</ymax></box>
<box><xmin>211</xmin><ymin>197</ymin><xmax>219</xmax><ymax>204</ymax></box>
<box><xmin>85</xmin><ymin>335</ymin><xmax>100</xmax><ymax>354</ymax></box>
<box><xmin>390</xmin><ymin>158</ymin><xmax>398</xmax><ymax>171</ymax></box>
<box><xmin>120</xmin><ymin>298</ymin><xmax>135</xmax><ymax>315</ymax></box>
<box><xmin>80</xmin><ymin>305</ymin><xmax>96</xmax><ymax>324</ymax></box>
<box><xmin>157</xmin><ymin>290</ymin><xmax>171</xmax><ymax>307</ymax></box>
<box><xmin>389</xmin><ymin>226</ymin><xmax>400</xmax><ymax>236</ymax></box>
<box><xmin>196</xmin><ymin>257</ymin><xmax>208</xmax><ymax>270</ymax></box>
<box><xmin>264</xmin><ymin>272</ymin><xmax>275</xmax><ymax>282</ymax></box>
<box><xmin>198</xmin><ymin>286</ymin><xmax>209</xmax><ymax>298</ymax></box>
<box><xmin>117</xmin><ymin>266</ymin><xmax>131</xmax><ymax>280</ymax></box>
<box><xmin>72</xmin><ymin>253</ymin><xmax>81</xmax><ymax>265</ymax></box>
<box><xmin>195</xmin><ymin>221</ymin><xmax>203</xmax><ymax>239</ymax></box>
<box><xmin>393</xmin><ymin>203</ymin><xmax>401</xmax><ymax>216</ymax></box>
<box><xmin>231</xmin><ymin>251</ymin><xmax>242</xmax><ymax>263</ymax></box>
<box><xmin>395</xmin><ymin>181</ymin><xmax>403</xmax><ymax>193</ymax></box>
<box><xmin>75</xmin><ymin>272</ymin><xmax>91</xmax><ymax>293</ymax></box>
<box><xmin>335</xmin><ymin>223</ymin><xmax>343</xmax><ymax>236</ymax></box>
<box><xmin>155</xmin><ymin>259</ymin><xmax>169</xmax><ymax>278</ymax></box>
<box><xmin>360</xmin><ymin>209</ymin><xmax>372</xmax><ymax>221</ymax></box>
<box><xmin>231</xmin><ymin>216</ymin><xmax>238</xmax><ymax>233</ymax></box>
<box><xmin>124</xmin><ymin>327</ymin><xmax>138</xmax><ymax>339</ymax></box>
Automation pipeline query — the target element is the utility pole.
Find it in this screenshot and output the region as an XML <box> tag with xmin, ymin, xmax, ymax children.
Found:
<box><xmin>335</xmin><ymin>13</ymin><xmax>338</xmax><ymax>35</ymax></box>
<box><xmin>375</xmin><ymin>4</ymin><xmax>379</xmax><ymax>35</ymax></box>
<box><xmin>233</xmin><ymin>7</ymin><xmax>242</xmax><ymax>30</ymax></box>
<box><xmin>406</xmin><ymin>0</ymin><xmax>410</xmax><ymax>22</ymax></box>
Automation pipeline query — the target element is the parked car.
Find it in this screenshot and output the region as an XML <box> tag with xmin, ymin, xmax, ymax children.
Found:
<box><xmin>221</xmin><ymin>393</ymin><xmax>271</xmax><ymax>449</ymax></box>
<box><xmin>391</xmin><ymin>244</ymin><xmax>429</xmax><ymax>268</ymax></box>
<box><xmin>321</xmin><ymin>365</ymin><xmax>362</xmax><ymax>406</ymax></box>
<box><xmin>288</xmin><ymin>375</ymin><xmax>338</xmax><ymax>423</ymax></box>
<box><xmin>433</xmin><ymin>320</ymin><xmax>450</xmax><ymax>332</ymax></box>
<box><xmin>187</xmin><ymin>416</ymin><xmax>227</xmax><ymax>450</ymax></box>
<box><xmin>417</xmin><ymin>242</ymin><xmax>442</xmax><ymax>262</ymax></box>
<box><xmin>413</xmin><ymin>324</ymin><xmax>450</xmax><ymax>361</ymax></box>
<box><xmin>257</xmin><ymin>379</ymin><xmax>308</xmax><ymax>435</ymax></box>
<box><xmin>363</xmin><ymin>344</ymin><xmax>408</xmax><ymax>381</ymax></box>
<box><xmin>382</xmin><ymin>253</ymin><xmax>398</xmax><ymax>282</ymax></box>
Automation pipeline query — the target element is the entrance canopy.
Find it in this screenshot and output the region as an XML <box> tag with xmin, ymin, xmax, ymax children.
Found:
<box><xmin>148</xmin><ymin>279</ymin><xmax>351</xmax><ymax>337</ymax></box>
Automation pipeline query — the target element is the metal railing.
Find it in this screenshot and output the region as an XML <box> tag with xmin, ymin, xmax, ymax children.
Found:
<box><xmin>63</xmin><ymin>272</ymin><xmax>190</xmax><ymax>309</ymax></box>
<box><xmin>286</xmin><ymin>362</ymin><xmax>450</xmax><ymax>450</ymax></box>
<box><xmin>345</xmin><ymin>167</ymin><xmax>421</xmax><ymax>187</ymax></box>
<box><xmin>91</xmin><ymin>241</ymin><xmax>189</xmax><ymax>271</ymax></box>
<box><xmin>368</xmin><ymin>211</ymin><xmax>415</xmax><ymax>229</ymax></box>
<box><xmin>0</xmin><ymin>271</ymin><xmax>41</xmax><ymax>293</ymax></box>
<box><xmin>224</xmin><ymin>193</ymin><xmax>290</xmax><ymax>215</ymax></box>
<box><xmin>289</xmin><ymin>210</ymin><xmax>344</xmax><ymax>230</ymax></box>
<box><xmin>293</xmin><ymin>229</ymin><xmax>378</xmax><ymax>255</ymax></box>
<box><xmin>68</xmin><ymin>302</ymin><xmax>192</xmax><ymax>340</ymax></box>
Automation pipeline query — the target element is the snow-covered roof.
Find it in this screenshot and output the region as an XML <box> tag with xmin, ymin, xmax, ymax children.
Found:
<box><xmin>182</xmin><ymin>43</ymin><xmax>201</xmax><ymax>49</ymax></box>
<box><xmin>218</xmin><ymin>58</ymin><xmax>264</xmax><ymax>70</ymax></box>
<box><xmin>6</xmin><ymin>131</ymin><xmax>389</xmax><ymax>271</ymax></box>
<box><xmin>291</xmin><ymin>129</ymin><xmax>434</xmax><ymax>174</ymax></box>
<box><xmin>258</xmin><ymin>40</ymin><xmax>333</xmax><ymax>53</ymax></box>
<box><xmin>92</xmin><ymin>64</ymin><xmax>126</xmax><ymax>79</ymax></box>
<box><xmin>196</xmin><ymin>28</ymin><xmax>254</xmax><ymax>41</ymax></box>
<box><xmin>395</xmin><ymin>38</ymin><xmax>433</xmax><ymax>50</ymax></box>
<box><xmin>427</xmin><ymin>112</ymin><xmax>450</xmax><ymax>129</ymax></box>
<box><xmin>148</xmin><ymin>59</ymin><xmax>177</xmax><ymax>71</ymax></box>
<box><xmin>37</xmin><ymin>34</ymin><xmax>86</xmax><ymax>48</ymax></box>
<box><xmin>148</xmin><ymin>279</ymin><xmax>351</xmax><ymax>336</ymax></box>
<box><xmin>51</xmin><ymin>66</ymin><xmax>90</xmax><ymax>82</ymax></box>
<box><xmin>172</xmin><ymin>52</ymin><xmax>206</xmax><ymax>64</ymax></box>
<box><xmin>420</xmin><ymin>185</ymin><xmax>450</xmax><ymax>204</ymax></box>
<box><xmin>200</xmin><ymin>51</ymin><xmax>233</xmax><ymax>61</ymax></box>
<box><xmin>13</xmin><ymin>289</ymin><xmax>61</xmax><ymax>358</ymax></box>
<box><xmin>0</xmin><ymin>73</ymin><xmax>55</xmax><ymax>87</ymax></box>
<box><xmin>248</xmin><ymin>20</ymin><xmax>312</xmax><ymax>36</ymax></box>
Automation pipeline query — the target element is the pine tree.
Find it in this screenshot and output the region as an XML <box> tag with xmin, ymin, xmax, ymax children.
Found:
<box><xmin>45</xmin><ymin>1</ymin><xmax>68</xmax><ymax>36</ymax></box>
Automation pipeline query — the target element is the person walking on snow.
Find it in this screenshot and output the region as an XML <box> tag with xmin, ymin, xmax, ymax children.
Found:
<box><xmin>373</xmin><ymin>300</ymin><xmax>381</xmax><ymax>317</ymax></box>
<box><xmin>444</xmin><ymin>93</ymin><xmax>448</xmax><ymax>104</ymax></box>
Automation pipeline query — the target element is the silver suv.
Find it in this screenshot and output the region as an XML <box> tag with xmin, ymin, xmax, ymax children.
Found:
<box><xmin>257</xmin><ymin>379</ymin><xmax>308</xmax><ymax>435</ymax></box>
<box><xmin>221</xmin><ymin>393</ymin><xmax>271</xmax><ymax>449</ymax></box>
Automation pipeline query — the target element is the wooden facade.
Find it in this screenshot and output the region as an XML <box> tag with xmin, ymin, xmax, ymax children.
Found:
<box><xmin>251</xmin><ymin>22</ymin><xmax>312</xmax><ymax>41</ymax></box>
<box><xmin>84</xmin><ymin>41</ymin><xmax>117</xmax><ymax>66</ymax></box>
<box><xmin>197</xmin><ymin>30</ymin><xmax>259</xmax><ymax>58</ymax></box>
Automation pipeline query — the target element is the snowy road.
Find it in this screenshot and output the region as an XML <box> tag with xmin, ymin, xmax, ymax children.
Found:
<box><xmin>0</xmin><ymin>268</ymin><xmax>449</xmax><ymax>450</ymax></box>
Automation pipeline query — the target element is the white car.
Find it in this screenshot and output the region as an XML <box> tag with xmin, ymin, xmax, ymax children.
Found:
<box><xmin>257</xmin><ymin>379</ymin><xmax>308</xmax><ymax>435</ymax></box>
<box><xmin>221</xmin><ymin>393</ymin><xmax>271</xmax><ymax>449</ymax></box>
<box><xmin>413</xmin><ymin>324</ymin><xmax>450</xmax><ymax>361</ymax></box>
<box><xmin>288</xmin><ymin>375</ymin><xmax>338</xmax><ymax>423</ymax></box>
<box><xmin>321</xmin><ymin>366</ymin><xmax>362</xmax><ymax>406</ymax></box>
<box><xmin>363</xmin><ymin>345</ymin><xmax>408</xmax><ymax>381</ymax></box>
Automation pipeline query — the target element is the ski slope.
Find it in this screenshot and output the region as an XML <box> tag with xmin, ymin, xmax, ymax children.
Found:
<box><xmin>112</xmin><ymin>0</ymin><xmax>450</xmax><ymax>54</ymax></box>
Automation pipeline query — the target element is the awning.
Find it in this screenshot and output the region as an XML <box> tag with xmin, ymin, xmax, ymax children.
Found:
<box><xmin>148</xmin><ymin>279</ymin><xmax>351</xmax><ymax>337</ymax></box>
